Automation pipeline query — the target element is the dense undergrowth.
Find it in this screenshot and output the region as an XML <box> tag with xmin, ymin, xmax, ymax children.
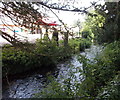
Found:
<box><xmin>69</xmin><ymin>38</ymin><xmax>91</xmax><ymax>52</ymax></box>
<box><xmin>33</xmin><ymin>41</ymin><xmax>120</xmax><ymax>99</ymax></box>
<box><xmin>2</xmin><ymin>37</ymin><xmax>91</xmax><ymax>78</ymax></box>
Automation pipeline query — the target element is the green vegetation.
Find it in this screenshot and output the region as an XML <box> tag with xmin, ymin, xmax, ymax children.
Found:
<box><xmin>80</xmin><ymin>41</ymin><xmax>120</xmax><ymax>99</ymax></box>
<box><xmin>35</xmin><ymin>38</ymin><xmax>73</xmax><ymax>62</ymax></box>
<box><xmin>84</xmin><ymin>2</ymin><xmax>120</xmax><ymax>44</ymax></box>
<box><xmin>2</xmin><ymin>44</ymin><xmax>55</xmax><ymax>77</ymax></box>
<box><xmin>79</xmin><ymin>38</ymin><xmax>91</xmax><ymax>51</ymax></box>
<box><xmin>33</xmin><ymin>41</ymin><xmax>120</xmax><ymax>99</ymax></box>
<box><xmin>2</xmin><ymin>2</ymin><xmax>119</xmax><ymax>100</ymax></box>
<box><xmin>2</xmin><ymin>37</ymin><xmax>91</xmax><ymax>78</ymax></box>
<box><xmin>33</xmin><ymin>6</ymin><xmax>120</xmax><ymax>97</ymax></box>
<box><xmin>82</xmin><ymin>11</ymin><xmax>105</xmax><ymax>44</ymax></box>
<box><xmin>69</xmin><ymin>38</ymin><xmax>91</xmax><ymax>52</ymax></box>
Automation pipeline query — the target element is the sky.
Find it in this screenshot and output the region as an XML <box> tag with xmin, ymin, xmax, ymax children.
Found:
<box><xmin>0</xmin><ymin>0</ymin><xmax>105</xmax><ymax>45</ymax></box>
<box><xmin>46</xmin><ymin>0</ymin><xmax>105</xmax><ymax>26</ymax></box>
<box><xmin>0</xmin><ymin>0</ymin><xmax>105</xmax><ymax>34</ymax></box>
<box><xmin>0</xmin><ymin>0</ymin><xmax>105</xmax><ymax>31</ymax></box>
<box><xmin>0</xmin><ymin>0</ymin><xmax>105</xmax><ymax>26</ymax></box>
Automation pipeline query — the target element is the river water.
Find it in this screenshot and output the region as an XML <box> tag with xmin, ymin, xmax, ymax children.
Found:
<box><xmin>2</xmin><ymin>45</ymin><xmax>103</xmax><ymax>99</ymax></box>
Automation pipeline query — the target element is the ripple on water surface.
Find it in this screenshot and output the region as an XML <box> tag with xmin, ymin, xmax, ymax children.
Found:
<box><xmin>3</xmin><ymin>45</ymin><xmax>103</xmax><ymax>98</ymax></box>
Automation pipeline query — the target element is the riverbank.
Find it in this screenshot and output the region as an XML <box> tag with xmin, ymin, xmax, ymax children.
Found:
<box><xmin>33</xmin><ymin>42</ymin><xmax>120</xmax><ymax>99</ymax></box>
<box><xmin>2</xmin><ymin>37</ymin><xmax>93</xmax><ymax>99</ymax></box>
<box><xmin>2</xmin><ymin>45</ymin><xmax>101</xmax><ymax>98</ymax></box>
<box><xmin>2</xmin><ymin>37</ymin><xmax>91</xmax><ymax>79</ymax></box>
<box><xmin>3</xmin><ymin>42</ymin><xmax>120</xmax><ymax>99</ymax></box>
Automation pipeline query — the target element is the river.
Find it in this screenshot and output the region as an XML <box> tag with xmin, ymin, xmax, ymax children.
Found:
<box><xmin>2</xmin><ymin>45</ymin><xmax>103</xmax><ymax>99</ymax></box>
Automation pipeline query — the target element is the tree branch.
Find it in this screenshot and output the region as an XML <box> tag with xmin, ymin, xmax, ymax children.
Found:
<box><xmin>37</xmin><ymin>1</ymin><xmax>99</xmax><ymax>16</ymax></box>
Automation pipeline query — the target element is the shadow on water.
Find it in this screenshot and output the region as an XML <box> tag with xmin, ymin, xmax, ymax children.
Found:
<box><xmin>2</xmin><ymin>60</ymin><xmax>57</xmax><ymax>98</ymax></box>
<box><xmin>2</xmin><ymin>45</ymin><xmax>103</xmax><ymax>99</ymax></box>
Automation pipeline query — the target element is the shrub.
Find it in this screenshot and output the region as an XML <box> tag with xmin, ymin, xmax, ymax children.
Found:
<box><xmin>2</xmin><ymin>46</ymin><xmax>56</xmax><ymax>77</ymax></box>
<box><xmin>79</xmin><ymin>39</ymin><xmax>91</xmax><ymax>51</ymax></box>
<box><xmin>99</xmin><ymin>41</ymin><xmax>120</xmax><ymax>71</ymax></box>
<box><xmin>68</xmin><ymin>38</ymin><xmax>92</xmax><ymax>52</ymax></box>
<box><xmin>35</xmin><ymin>38</ymin><xmax>73</xmax><ymax>63</ymax></box>
<box><xmin>80</xmin><ymin>41</ymin><xmax>120</xmax><ymax>98</ymax></box>
<box><xmin>2</xmin><ymin>38</ymin><xmax>74</xmax><ymax>77</ymax></box>
<box><xmin>33</xmin><ymin>41</ymin><xmax>120</xmax><ymax>99</ymax></box>
<box><xmin>97</xmin><ymin>73</ymin><xmax>120</xmax><ymax>99</ymax></box>
<box><xmin>2</xmin><ymin>47</ymin><xmax>39</xmax><ymax>77</ymax></box>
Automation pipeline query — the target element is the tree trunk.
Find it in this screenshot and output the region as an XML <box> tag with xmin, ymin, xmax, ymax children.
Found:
<box><xmin>64</xmin><ymin>31</ymin><xmax>69</xmax><ymax>47</ymax></box>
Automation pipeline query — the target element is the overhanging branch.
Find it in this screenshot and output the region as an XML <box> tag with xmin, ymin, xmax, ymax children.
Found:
<box><xmin>37</xmin><ymin>1</ymin><xmax>99</xmax><ymax>16</ymax></box>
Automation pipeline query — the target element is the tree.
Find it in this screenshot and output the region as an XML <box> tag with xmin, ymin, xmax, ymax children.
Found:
<box><xmin>52</xmin><ymin>27</ymin><xmax>59</xmax><ymax>46</ymax></box>
<box><xmin>0</xmin><ymin>2</ymin><xmax>44</xmax><ymax>46</ymax></box>
<box><xmin>0</xmin><ymin>0</ymin><xmax>100</xmax><ymax>46</ymax></box>
<box><xmin>82</xmin><ymin>2</ymin><xmax>120</xmax><ymax>44</ymax></box>
<box><xmin>94</xmin><ymin>2</ymin><xmax>120</xmax><ymax>43</ymax></box>
<box><xmin>83</xmin><ymin>11</ymin><xmax>105</xmax><ymax>43</ymax></box>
